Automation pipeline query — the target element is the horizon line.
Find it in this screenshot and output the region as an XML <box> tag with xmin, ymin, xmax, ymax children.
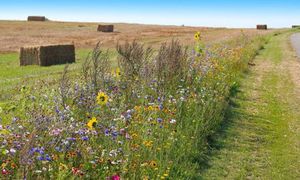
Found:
<box><xmin>0</xmin><ymin>18</ymin><xmax>290</xmax><ymax>29</ymax></box>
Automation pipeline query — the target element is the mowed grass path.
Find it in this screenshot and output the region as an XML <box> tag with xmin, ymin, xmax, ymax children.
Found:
<box><xmin>200</xmin><ymin>33</ymin><xmax>300</xmax><ymax>179</ymax></box>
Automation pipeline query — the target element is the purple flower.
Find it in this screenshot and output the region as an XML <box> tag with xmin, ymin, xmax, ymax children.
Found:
<box><xmin>81</xmin><ymin>136</ymin><xmax>89</xmax><ymax>141</ymax></box>
<box><xmin>37</xmin><ymin>156</ymin><xmax>44</xmax><ymax>161</ymax></box>
<box><xmin>126</xmin><ymin>114</ymin><xmax>131</xmax><ymax>119</ymax></box>
<box><xmin>10</xmin><ymin>148</ymin><xmax>16</xmax><ymax>154</ymax></box>
<box><xmin>45</xmin><ymin>154</ymin><xmax>51</xmax><ymax>161</ymax></box>
<box><xmin>12</xmin><ymin>117</ymin><xmax>18</xmax><ymax>123</ymax></box>
<box><xmin>55</xmin><ymin>107</ymin><xmax>60</xmax><ymax>114</ymax></box>
<box><xmin>37</xmin><ymin>154</ymin><xmax>51</xmax><ymax>161</ymax></box>
<box><xmin>158</xmin><ymin>97</ymin><xmax>161</xmax><ymax>102</ymax></box>
<box><xmin>76</xmin><ymin>129</ymin><xmax>86</xmax><ymax>135</ymax></box>
<box><xmin>157</xmin><ymin>118</ymin><xmax>163</xmax><ymax>123</ymax></box>
<box><xmin>105</xmin><ymin>129</ymin><xmax>110</xmax><ymax>136</ymax></box>
<box><xmin>50</xmin><ymin>128</ymin><xmax>63</xmax><ymax>136</ymax></box>
<box><xmin>55</xmin><ymin>147</ymin><xmax>62</xmax><ymax>152</ymax></box>
<box><xmin>112</xmin><ymin>131</ymin><xmax>118</xmax><ymax>138</ymax></box>
<box><xmin>159</xmin><ymin>104</ymin><xmax>163</xmax><ymax>110</ymax></box>
<box><xmin>67</xmin><ymin>137</ymin><xmax>76</xmax><ymax>141</ymax></box>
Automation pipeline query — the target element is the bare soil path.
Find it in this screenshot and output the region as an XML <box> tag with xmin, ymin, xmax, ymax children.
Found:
<box><xmin>291</xmin><ymin>33</ymin><xmax>300</xmax><ymax>57</ymax></box>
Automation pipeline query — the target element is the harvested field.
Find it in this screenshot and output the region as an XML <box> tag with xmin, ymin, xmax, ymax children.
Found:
<box><xmin>0</xmin><ymin>20</ymin><xmax>273</xmax><ymax>53</ymax></box>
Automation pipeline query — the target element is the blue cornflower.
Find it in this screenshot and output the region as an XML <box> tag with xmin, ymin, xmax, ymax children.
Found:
<box><xmin>159</xmin><ymin>104</ymin><xmax>163</xmax><ymax>110</ymax></box>
<box><xmin>67</xmin><ymin>137</ymin><xmax>76</xmax><ymax>141</ymax></box>
<box><xmin>37</xmin><ymin>156</ymin><xmax>44</xmax><ymax>161</ymax></box>
<box><xmin>45</xmin><ymin>154</ymin><xmax>51</xmax><ymax>161</ymax></box>
<box><xmin>81</xmin><ymin>136</ymin><xmax>89</xmax><ymax>141</ymax></box>
<box><xmin>157</xmin><ymin>118</ymin><xmax>163</xmax><ymax>123</ymax></box>
<box><xmin>105</xmin><ymin>129</ymin><xmax>110</xmax><ymax>136</ymax></box>
<box><xmin>112</xmin><ymin>131</ymin><xmax>118</xmax><ymax>137</ymax></box>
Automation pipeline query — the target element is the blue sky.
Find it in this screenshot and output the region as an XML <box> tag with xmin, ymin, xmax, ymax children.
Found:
<box><xmin>0</xmin><ymin>0</ymin><xmax>299</xmax><ymax>28</ymax></box>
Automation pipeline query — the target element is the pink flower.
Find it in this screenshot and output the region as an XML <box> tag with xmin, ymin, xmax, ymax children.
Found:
<box><xmin>50</xmin><ymin>128</ymin><xmax>63</xmax><ymax>136</ymax></box>
<box><xmin>111</xmin><ymin>175</ymin><xmax>120</xmax><ymax>180</ymax></box>
<box><xmin>1</xmin><ymin>169</ymin><xmax>9</xmax><ymax>175</ymax></box>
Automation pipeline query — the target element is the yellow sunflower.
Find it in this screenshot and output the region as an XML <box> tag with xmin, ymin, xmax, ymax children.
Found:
<box><xmin>194</xmin><ymin>31</ymin><xmax>201</xmax><ymax>41</ymax></box>
<box><xmin>149</xmin><ymin>160</ymin><xmax>158</xmax><ymax>168</ymax></box>
<box><xmin>97</xmin><ymin>91</ymin><xmax>109</xmax><ymax>106</ymax></box>
<box><xmin>87</xmin><ymin>117</ymin><xmax>97</xmax><ymax>129</ymax></box>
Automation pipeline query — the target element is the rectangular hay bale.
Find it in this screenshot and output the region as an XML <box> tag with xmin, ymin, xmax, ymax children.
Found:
<box><xmin>97</xmin><ymin>25</ymin><xmax>114</xmax><ymax>32</ymax></box>
<box><xmin>27</xmin><ymin>16</ymin><xmax>46</xmax><ymax>21</ymax></box>
<box><xmin>257</xmin><ymin>24</ymin><xmax>268</xmax><ymax>30</ymax></box>
<box><xmin>20</xmin><ymin>47</ymin><xmax>40</xmax><ymax>66</ymax></box>
<box><xmin>20</xmin><ymin>44</ymin><xmax>75</xmax><ymax>66</ymax></box>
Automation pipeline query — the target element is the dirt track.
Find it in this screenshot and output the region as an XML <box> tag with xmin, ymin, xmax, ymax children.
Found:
<box><xmin>0</xmin><ymin>20</ymin><xmax>273</xmax><ymax>53</ymax></box>
<box><xmin>291</xmin><ymin>33</ymin><xmax>300</xmax><ymax>57</ymax></box>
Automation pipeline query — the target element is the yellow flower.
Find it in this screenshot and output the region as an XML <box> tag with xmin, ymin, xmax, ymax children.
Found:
<box><xmin>131</xmin><ymin>133</ymin><xmax>139</xmax><ymax>139</ymax></box>
<box><xmin>143</xmin><ymin>140</ymin><xmax>153</xmax><ymax>147</ymax></box>
<box><xmin>1</xmin><ymin>163</ymin><xmax>6</xmax><ymax>168</ymax></box>
<box><xmin>87</xmin><ymin>117</ymin><xmax>97</xmax><ymax>129</ymax></box>
<box><xmin>112</xmin><ymin>68</ymin><xmax>121</xmax><ymax>78</ymax></box>
<box><xmin>97</xmin><ymin>91</ymin><xmax>109</xmax><ymax>106</ymax></box>
<box><xmin>134</xmin><ymin>106</ymin><xmax>141</xmax><ymax>111</ymax></box>
<box><xmin>131</xmin><ymin>144</ymin><xmax>140</xmax><ymax>151</ymax></box>
<box><xmin>0</xmin><ymin>129</ymin><xmax>9</xmax><ymax>135</ymax></box>
<box><xmin>194</xmin><ymin>31</ymin><xmax>201</xmax><ymax>41</ymax></box>
<box><xmin>59</xmin><ymin>163</ymin><xmax>68</xmax><ymax>171</ymax></box>
<box><xmin>149</xmin><ymin>160</ymin><xmax>158</xmax><ymax>168</ymax></box>
<box><xmin>147</xmin><ymin>106</ymin><xmax>154</xmax><ymax>111</ymax></box>
<box><xmin>116</xmin><ymin>67</ymin><xmax>121</xmax><ymax>78</ymax></box>
<box><xmin>163</xmin><ymin>174</ymin><xmax>169</xmax><ymax>177</ymax></box>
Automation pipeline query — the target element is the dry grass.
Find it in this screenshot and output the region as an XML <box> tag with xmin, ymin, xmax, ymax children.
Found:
<box><xmin>0</xmin><ymin>20</ymin><xmax>273</xmax><ymax>53</ymax></box>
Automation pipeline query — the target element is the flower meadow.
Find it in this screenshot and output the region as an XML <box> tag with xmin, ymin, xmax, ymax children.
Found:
<box><xmin>0</xmin><ymin>33</ymin><xmax>268</xmax><ymax>179</ymax></box>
